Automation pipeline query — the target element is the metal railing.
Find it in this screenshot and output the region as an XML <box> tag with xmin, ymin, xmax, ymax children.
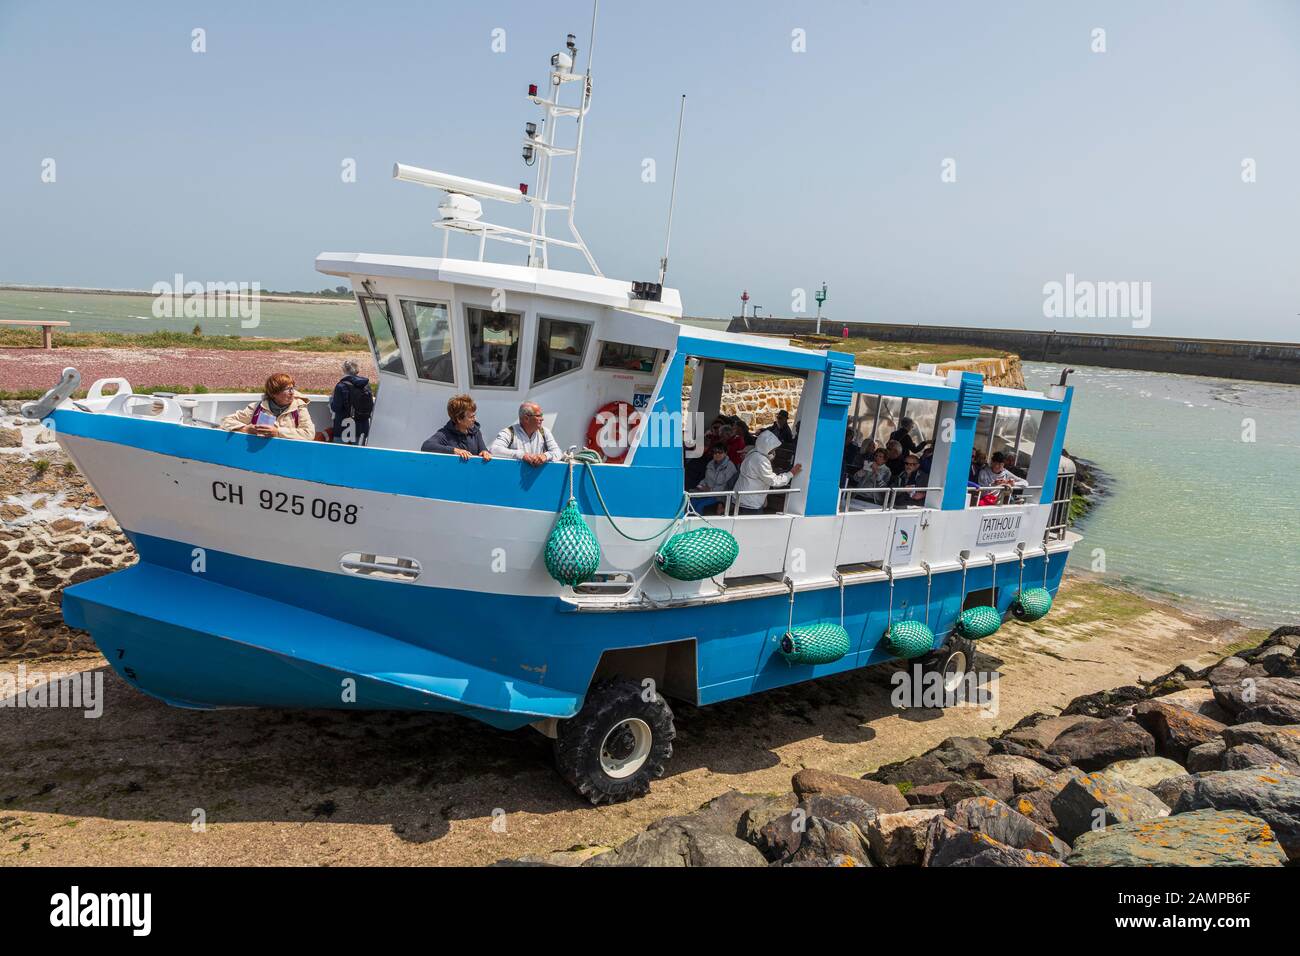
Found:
<box><xmin>1046</xmin><ymin>471</ymin><xmax>1075</xmax><ymax>540</ymax></box>
<box><xmin>838</xmin><ymin>485</ymin><xmax>941</xmax><ymax>513</ymax></box>
<box><xmin>969</xmin><ymin>483</ymin><xmax>1043</xmax><ymax>507</ymax></box>
<box><xmin>686</xmin><ymin>487</ymin><xmax>803</xmax><ymax>517</ymax></box>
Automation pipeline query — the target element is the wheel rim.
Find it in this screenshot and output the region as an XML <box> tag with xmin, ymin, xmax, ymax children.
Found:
<box><xmin>942</xmin><ymin>650</ymin><xmax>968</xmax><ymax>695</ymax></box>
<box><xmin>599</xmin><ymin>717</ymin><xmax>653</xmax><ymax>779</ymax></box>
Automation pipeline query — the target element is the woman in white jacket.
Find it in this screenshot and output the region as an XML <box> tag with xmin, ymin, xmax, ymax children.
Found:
<box><xmin>735</xmin><ymin>430</ymin><xmax>802</xmax><ymax>515</ymax></box>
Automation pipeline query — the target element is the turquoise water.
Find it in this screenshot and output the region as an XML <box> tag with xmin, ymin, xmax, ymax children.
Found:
<box><xmin>0</xmin><ymin>289</ymin><xmax>361</xmax><ymax>338</ymax></box>
<box><xmin>1023</xmin><ymin>362</ymin><xmax>1300</xmax><ymax>628</ymax></box>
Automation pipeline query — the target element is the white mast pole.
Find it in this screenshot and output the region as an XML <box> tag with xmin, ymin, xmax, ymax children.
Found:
<box><xmin>566</xmin><ymin>0</ymin><xmax>601</xmax><ymax>275</ymax></box>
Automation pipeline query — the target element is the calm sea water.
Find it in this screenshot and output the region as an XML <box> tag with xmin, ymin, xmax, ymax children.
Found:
<box><xmin>1023</xmin><ymin>362</ymin><xmax>1300</xmax><ymax>628</ymax></box>
<box><xmin>0</xmin><ymin>289</ymin><xmax>361</xmax><ymax>339</ymax></box>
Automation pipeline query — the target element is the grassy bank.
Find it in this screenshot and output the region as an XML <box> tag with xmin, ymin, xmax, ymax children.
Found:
<box><xmin>0</xmin><ymin>327</ymin><xmax>365</xmax><ymax>351</ymax></box>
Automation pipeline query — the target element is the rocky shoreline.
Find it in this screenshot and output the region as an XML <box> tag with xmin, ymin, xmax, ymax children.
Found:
<box><xmin>0</xmin><ymin>405</ymin><xmax>135</xmax><ymax>658</ymax></box>
<box><xmin>500</xmin><ymin>629</ymin><xmax>1300</xmax><ymax>867</ymax></box>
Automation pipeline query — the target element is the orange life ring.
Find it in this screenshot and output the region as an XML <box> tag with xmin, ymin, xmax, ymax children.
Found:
<box><xmin>586</xmin><ymin>401</ymin><xmax>641</xmax><ymax>464</ymax></box>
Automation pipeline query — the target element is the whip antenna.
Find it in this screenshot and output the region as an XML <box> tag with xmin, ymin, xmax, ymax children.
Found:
<box><xmin>658</xmin><ymin>94</ymin><xmax>686</xmax><ymax>286</ymax></box>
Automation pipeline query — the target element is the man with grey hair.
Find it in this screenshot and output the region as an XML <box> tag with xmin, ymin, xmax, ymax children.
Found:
<box><xmin>490</xmin><ymin>401</ymin><xmax>562</xmax><ymax>466</ymax></box>
<box><xmin>329</xmin><ymin>359</ymin><xmax>373</xmax><ymax>444</ymax></box>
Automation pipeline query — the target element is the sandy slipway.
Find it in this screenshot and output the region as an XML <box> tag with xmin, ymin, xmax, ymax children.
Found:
<box><xmin>0</xmin><ymin>346</ymin><xmax>375</xmax><ymax>394</ymax></box>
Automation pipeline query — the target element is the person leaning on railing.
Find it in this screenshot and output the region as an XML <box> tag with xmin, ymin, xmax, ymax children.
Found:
<box><xmin>220</xmin><ymin>372</ymin><xmax>316</xmax><ymax>441</ymax></box>
<box><xmin>490</xmin><ymin>401</ymin><xmax>562</xmax><ymax>466</ymax></box>
<box><xmin>421</xmin><ymin>394</ymin><xmax>492</xmax><ymax>461</ymax></box>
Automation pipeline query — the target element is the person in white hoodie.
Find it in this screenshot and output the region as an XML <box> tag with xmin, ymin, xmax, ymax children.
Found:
<box><xmin>735</xmin><ymin>429</ymin><xmax>802</xmax><ymax>515</ymax></box>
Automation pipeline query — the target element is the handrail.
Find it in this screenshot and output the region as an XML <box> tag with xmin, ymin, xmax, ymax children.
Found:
<box><xmin>838</xmin><ymin>484</ymin><xmax>941</xmax><ymax>513</ymax></box>
<box><xmin>686</xmin><ymin>487</ymin><xmax>803</xmax><ymax>517</ymax></box>
<box><xmin>969</xmin><ymin>482</ymin><xmax>1043</xmax><ymax>507</ymax></box>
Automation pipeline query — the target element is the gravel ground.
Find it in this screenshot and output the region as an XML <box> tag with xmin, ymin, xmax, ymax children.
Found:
<box><xmin>0</xmin><ymin>578</ymin><xmax>1248</xmax><ymax>866</ymax></box>
<box><xmin>0</xmin><ymin>347</ymin><xmax>374</xmax><ymax>394</ymax></box>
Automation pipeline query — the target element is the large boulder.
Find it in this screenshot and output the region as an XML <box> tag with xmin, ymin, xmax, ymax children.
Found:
<box><xmin>1050</xmin><ymin>717</ymin><xmax>1156</xmax><ymax>771</ymax></box>
<box><xmin>988</xmin><ymin>737</ymin><xmax>1073</xmax><ymax>770</ymax></box>
<box><xmin>1009</xmin><ymin>767</ymin><xmax>1089</xmax><ymax>834</ymax></box>
<box><xmin>783</xmin><ymin>816</ymin><xmax>874</xmax><ymax>867</ymax></box>
<box><xmin>792</xmin><ymin>769</ymin><xmax>909</xmax><ymax>812</ymax></box>
<box><xmin>1067</xmin><ymin>810</ymin><xmax>1287</xmax><ymax>867</ymax></box>
<box><xmin>1060</xmin><ymin>685</ymin><xmax>1147</xmax><ymax>719</ymax></box>
<box><xmin>660</xmin><ymin>789</ymin><xmax>796</xmax><ymax>840</ymax></box>
<box><xmin>1148</xmin><ymin>774</ymin><xmax>1199</xmax><ymax>810</ymax></box>
<box><xmin>1221</xmin><ymin>722</ymin><xmax>1300</xmax><ymax>766</ymax></box>
<box><xmin>1213</xmin><ymin>676</ymin><xmax>1300</xmax><ymax>720</ymax></box>
<box><xmin>1002</xmin><ymin>714</ymin><xmax>1099</xmax><ymax>750</ymax></box>
<box><xmin>922</xmin><ymin>816</ymin><xmax>1064</xmax><ymax>867</ymax></box>
<box><xmin>1051</xmin><ymin>773</ymin><xmax>1169</xmax><ymax>843</ymax></box>
<box><xmin>866</xmin><ymin>753</ymin><xmax>960</xmax><ymax>788</ymax></box>
<box><xmin>1174</xmin><ymin>768</ymin><xmax>1300</xmax><ymax>859</ymax></box>
<box><xmin>1132</xmin><ymin>700</ymin><xmax>1226</xmax><ymax>762</ymax></box>
<box><xmin>584</xmin><ymin>820</ymin><xmax>768</xmax><ymax>867</ymax></box>
<box><xmin>865</xmin><ymin>809</ymin><xmax>944</xmax><ymax>866</ymax></box>
<box><xmin>1100</xmin><ymin>756</ymin><xmax>1188</xmax><ymax>790</ymax></box>
<box><xmin>1150</xmin><ymin>686</ymin><xmax>1232</xmax><ymax>723</ymax></box>
<box><xmin>945</xmin><ymin>796</ymin><xmax>1070</xmax><ymax>859</ymax></box>
<box><xmin>1186</xmin><ymin>739</ymin><xmax>1227</xmax><ymax>772</ymax></box>
<box><xmin>979</xmin><ymin>754</ymin><xmax>1054</xmax><ymax>790</ymax></box>
<box><xmin>927</xmin><ymin>736</ymin><xmax>994</xmax><ymax>777</ymax></box>
<box><xmin>1223</xmin><ymin>743</ymin><xmax>1298</xmax><ymax>773</ymax></box>
<box><xmin>754</xmin><ymin>796</ymin><xmax>877</xmax><ymax>865</ymax></box>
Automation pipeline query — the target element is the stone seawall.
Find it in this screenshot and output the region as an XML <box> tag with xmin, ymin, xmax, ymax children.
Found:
<box><xmin>728</xmin><ymin>318</ymin><xmax>1300</xmax><ymax>385</ymax></box>
<box><xmin>681</xmin><ymin>355</ymin><xmax>1024</xmax><ymax>425</ymax></box>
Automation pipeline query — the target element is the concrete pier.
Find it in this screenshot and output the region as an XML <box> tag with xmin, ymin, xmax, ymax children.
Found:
<box><xmin>726</xmin><ymin>317</ymin><xmax>1300</xmax><ymax>385</ymax></box>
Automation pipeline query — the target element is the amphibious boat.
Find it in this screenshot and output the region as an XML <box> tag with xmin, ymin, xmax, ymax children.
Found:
<box><xmin>22</xmin><ymin>12</ymin><xmax>1079</xmax><ymax>803</ymax></box>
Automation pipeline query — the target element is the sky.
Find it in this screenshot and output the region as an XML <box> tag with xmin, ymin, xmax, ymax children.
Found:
<box><xmin>1</xmin><ymin>0</ymin><xmax>1297</xmax><ymax>340</ymax></box>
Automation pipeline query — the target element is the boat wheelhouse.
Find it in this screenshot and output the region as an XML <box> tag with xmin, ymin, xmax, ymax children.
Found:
<box><xmin>23</xmin><ymin>11</ymin><xmax>1080</xmax><ymax>804</ymax></box>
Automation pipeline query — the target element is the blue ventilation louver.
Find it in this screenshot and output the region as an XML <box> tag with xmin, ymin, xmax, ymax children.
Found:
<box><xmin>957</xmin><ymin>373</ymin><xmax>984</xmax><ymax>419</ymax></box>
<box><xmin>824</xmin><ymin>353</ymin><xmax>855</xmax><ymax>406</ymax></box>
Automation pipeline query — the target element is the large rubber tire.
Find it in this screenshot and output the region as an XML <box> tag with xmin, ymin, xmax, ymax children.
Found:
<box><xmin>919</xmin><ymin>636</ymin><xmax>977</xmax><ymax>708</ymax></box>
<box><xmin>554</xmin><ymin>678</ymin><xmax>676</xmax><ymax>805</ymax></box>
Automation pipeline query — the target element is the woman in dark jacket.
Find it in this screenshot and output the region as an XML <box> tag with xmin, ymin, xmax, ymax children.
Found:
<box><xmin>421</xmin><ymin>394</ymin><xmax>492</xmax><ymax>461</ymax></box>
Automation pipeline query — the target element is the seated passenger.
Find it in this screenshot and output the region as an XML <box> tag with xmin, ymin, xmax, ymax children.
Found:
<box><xmin>735</xmin><ymin>430</ymin><xmax>802</xmax><ymax>516</ymax></box>
<box><xmin>763</xmin><ymin>409</ymin><xmax>794</xmax><ymax>444</ymax></box>
<box><xmin>853</xmin><ymin>447</ymin><xmax>893</xmax><ymax>493</ymax></box>
<box><xmin>421</xmin><ymin>394</ymin><xmax>492</xmax><ymax>461</ymax></box>
<box><xmin>892</xmin><ymin>453</ymin><xmax>930</xmax><ymax>507</ymax></box>
<box><xmin>693</xmin><ymin>442</ymin><xmax>738</xmax><ymax>513</ymax></box>
<box><xmin>884</xmin><ymin>440</ymin><xmax>906</xmax><ymax>478</ymax></box>
<box><xmin>220</xmin><ymin>372</ymin><xmax>315</xmax><ymax>440</ymax></box>
<box><xmin>722</xmin><ymin>423</ymin><xmax>745</xmax><ymax>468</ymax></box>
<box><xmin>490</xmin><ymin>401</ymin><xmax>562</xmax><ymax>466</ymax></box>
<box><xmin>977</xmin><ymin>451</ymin><xmax>1027</xmax><ymax>503</ymax></box>
<box><xmin>969</xmin><ymin>448</ymin><xmax>988</xmax><ymax>484</ymax></box>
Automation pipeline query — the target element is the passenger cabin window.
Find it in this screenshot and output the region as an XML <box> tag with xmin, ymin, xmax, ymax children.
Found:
<box><xmin>358</xmin><ymin>296</ymin><xmax>405</xmax><ymax>375</ymax></box>
<box><xmin>598</xmin><ymin>342</ymin><xmax>660</xmax><ymax>373</ymax></box>
<box><xmin>533</xmin><ymin>317</ymin><xmax>590</xmax><ymax>383</ymax></box>
<box><xmin>466</xmin><ymin>307</ymin><xmax>522</xmax><ymax>388</ymax></box>
<box><xmin>400</xmin><ymin>300</ymin><xmax>455</xmax><ymax>384</ymax></box>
